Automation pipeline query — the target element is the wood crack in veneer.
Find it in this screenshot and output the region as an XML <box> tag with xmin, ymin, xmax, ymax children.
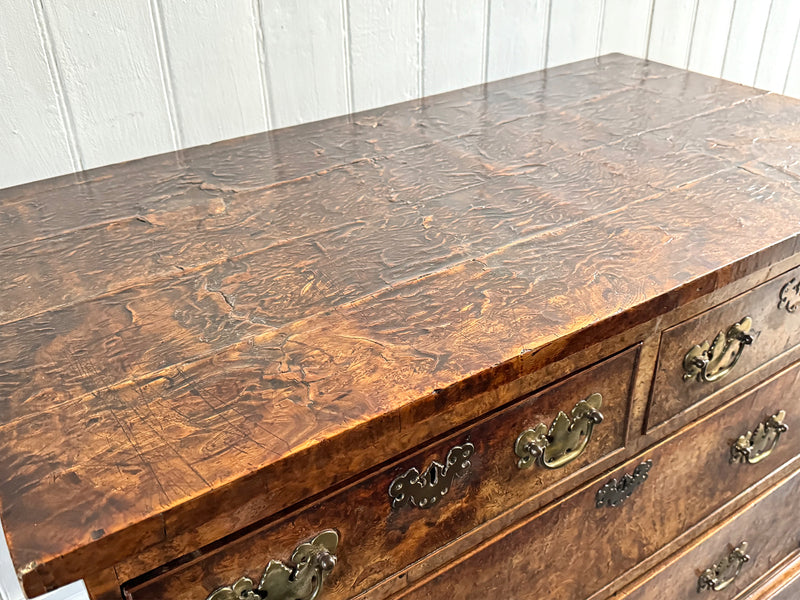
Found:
<box><xmin>2</xmin><ymin>53</ymin><xmax>800</xmax><ymax>600</ymax></box>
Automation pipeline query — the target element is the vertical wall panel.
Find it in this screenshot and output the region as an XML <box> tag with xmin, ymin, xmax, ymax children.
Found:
<box><xmin>348</xmin><ymin>0</ymin><xmax>419</xmax><ymax>112</ymax></box>
<box><xmin>8</xmin><ymin>0</ymin><xmax>800</xmax><ymax>191</ymax></box>
<box><xmin>262</xmin><ymin>0</ymin><xmax>350</xmax><ymax>129</ymax></box>
<box><xmin>784</xmin><ymin>27</ymin><xmax>800</xmax><ymax>97</ymax></box>
<box><xmin>158</xmin><ymin>0</ymin><xmax>267</xmax><ymax>147</ymax></box>
<box><xmin>0</xmin><ymin>0</ymin><xmax>75</xmax><ymax>188</ymax></box>
<box><xmin>687</xmin><ymin>0</ymin><xmax>734</xmax><ymax>77</ymax></box>
<box><xmin>44</xmin><ymin>1</ymin><xmax>175</xmax><ymax>169</ymax></box>
<box><xmin>722</xmin><ymin>0</ymin><xmax>772</xmax><ymax>86</ymax></box>
<box><xmin>423</xmin><ymin>0</ymin><xmax>486</xmax><ymax>96</ymax></box>
<box><xmin>486</xmin><ymin>0</ymin><xmax>548</xmax><ymax>80</ymax></box>
<box><xmin>548</xmin><ymin>0</ymin><xmax>604</xmax><ymax>67</ymax></box>
<box><xmin>755</xmin><ymin>0</ymin><xmax>800</xmax><ymax>91</ymax></box>
<box><xmin>600</xmin><ymin>0</ymin><xmax>651</xmax><ymax>58</ymax></box>
<box><xmin>648</xmin><ymin>0</ymin><xmax>697</xmax><ymax>67</ymax></box>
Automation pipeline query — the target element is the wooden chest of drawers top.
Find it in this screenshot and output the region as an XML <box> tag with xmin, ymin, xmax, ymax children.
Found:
<box><xmin>2</xmin><ymin>53</ymin><xmax>800</xmax><ymax>597</ymax></box>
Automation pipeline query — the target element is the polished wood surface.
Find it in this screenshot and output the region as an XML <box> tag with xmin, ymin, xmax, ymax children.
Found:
<box><xmin>748</xmin><ymin>552</ymin><xmax>800</xmax><ymax>599</ymax></box>
<box><xmin>3</xmin><ymin>54</ymin><xmax>800</xmax><ymax>596</ymax></box>
<box><xmin>648</xmin><ymin>263</ymin><xmax>800</xmax><ymax>430</ymax></box>
<box><xmin>620</xmin><ymin>466</ymin><xmax>800</xmax><ymax>600</ymax></box>
<box><xmin>123</xmin><ymin>347</ymin><xmax>638</xmax><ymax>599</ymax></box>
<box><xmin>384</xmin><ymin>361</ymin><xmax>800</xmax><ymax>600</ymax></box>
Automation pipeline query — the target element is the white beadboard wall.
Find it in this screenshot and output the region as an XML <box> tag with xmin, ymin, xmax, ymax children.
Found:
<box><xmin>3</xmin><ymin>0</ymin><xmax>800</xmax><ymax>190</ymax></box>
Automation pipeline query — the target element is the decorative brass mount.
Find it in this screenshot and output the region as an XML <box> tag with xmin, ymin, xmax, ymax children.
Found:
<box><xmin>779</xmin><ymin>277</ymin><xmax>800</xmax><ymax>313</ymax></box>
<box><xmin>697</xmin><ymin>541</ymin><xmax>750</xmax><ymax>592</ymax></box>
<box><xmin>730</xmin><ymin>411</ymin><xmax>788</xmax><ymax>465</ymax></box>
<box><xmin>595</xmin><ymin>460</ymin><xmax>652</xmax><ymax>508</ymax></box>
<box><xmin>683</xmin><ymin>317</ymin><xmax>754</xmax><ymax>383</ymax></box>
<box><xmin>514</xmin><ymin>393</ymin><xmax>603</xmax><ymax>470</ymax></box>
<box><xmin>388</xmin><ymin>442</ymin><xmax>475</xmax><ymax>509</ymax></box>
<box><xmin>205</xmin><ymin>530</ymin><xmax>339</xmax><ymax>600</ymax></box>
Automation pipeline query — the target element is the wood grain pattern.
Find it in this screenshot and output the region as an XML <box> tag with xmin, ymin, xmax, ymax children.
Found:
<box><xmin>2</xmin><ymin>55</ymin><xmax>800</xmax><ymax>596</ymax></box>
<box><xmin>648</xmin><ymin>262</ymin><xmax>800</xmax><ymax>430</ymax></box>
<box><xmin>395</xmin><ymin>363</ymin><xmax>800</xmax><ymax>600</ymax></box>
<box><xmin>748</xmin><ymin>552</ymin><xmax>800</xmax><ymax>599</ymax></box>
<box><xmin>123</xmin><ymin>347</ymin><xmax>638</xmax><ymax>599</ymax></box>
<box><xmin>621</xmin><ymin>455</ymin><xmax>800</xmax><ymax>599</ymax></box>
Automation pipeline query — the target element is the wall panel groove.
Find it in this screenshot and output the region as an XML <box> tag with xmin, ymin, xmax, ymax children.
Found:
<box><xmin>3</xmin><ymin>0</ymin><xmax>800</xmax><ymax>189</ymax></box>
<box><xmin>32</xmin><ymin>0</ymin><xmax>82</xmax><ymax>173</ymax></box>
<box><xmin>342</xmin><ymin>0</ymin><xmax>355</xmax><ymax>114</ymax></box>
<box><xmin>416</xmin><ymin>0</ymin><xmax>424</xmax><ymax>97</ymax></box>
<box><xmin>481</xmin><ymin>0</ymin><xmax>490</xmax><ymax>83</ymax></box>
<box><xmin>148</xmin><ymin>0</ymin><xmax>182</xmax><ymax>150</ymax></box>
<box><xmin>783</xmin><ymin>19</ymin><xmax>800</xmax><ymax>94</ymax></box>
<box><xmin>595</xmin><ymin>0</ymin><xmax>607</xmax><ymax>56</ymax></box>
<box><xmin>685</xmin><ymin>0</ymin><xmax>701</xmax><ymax>69</ymax></box>
<box><xmin>251</xmin><ymin>0</ymin><xmax>272</xmax><ymax>130</ymax></box>
<box><xmin>753</xmin><ymin>0</ymin><xmax>776</xmax><ymax>87</ymax></box>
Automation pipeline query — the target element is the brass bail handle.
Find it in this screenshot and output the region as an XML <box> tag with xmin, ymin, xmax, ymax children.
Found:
<box><xmin>515</xmin><ymin>393</ymin><xmax>604</xmax><ymax>470</ymax></box>
<box><xmin>683</xmin><ymin>317</ymin><xmax>754</xmax><ymax>384</ymax></box>
<box><xmin>730</xmin><ymin>411</ymin><xmax>788</xmax><ymax>465</ymax></box>
<box><xmin>697</xmin><ymin>542</ymin><xmax>750</xmax><ymax>593</ymax></box>
<box><xmin>206</xmin><ymin>530</ymin><xmax>339</xmax><ymax>600</ymax></box>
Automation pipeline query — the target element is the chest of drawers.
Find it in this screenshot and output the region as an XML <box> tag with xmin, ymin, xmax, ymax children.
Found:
<box><xmin>3</xmin><ymin>54</ymin><xmax>800</xmax><ymax>600</ymax></box>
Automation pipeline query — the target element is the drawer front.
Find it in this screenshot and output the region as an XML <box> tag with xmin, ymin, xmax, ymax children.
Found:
<box><xmin>768</xmin><ymin>565</ymin><xmax>800</xmax><ymax>600</ymax></box>
<box><xmin>623</xmin><ymin>468</ymin><xmax>800</xmax><ymax>600</ymax></box>
<box><xmin>649</xmin><ymin>264</ymin><xmax>800</xmax><ymax>429</ymax></box>
<box><xmin>123</xmin><ymin>346</ymin><xmax>639</xmax><ymax>600</ymax></box>
<box><xmin>746</xmin><ymin>553</ymin><xmax>800</xmax><ymax>600</ymax></box>
<box><xmin>393</xmin><ymin>360</ymin><xmax>800</xmax><ymax>600</ymax></box>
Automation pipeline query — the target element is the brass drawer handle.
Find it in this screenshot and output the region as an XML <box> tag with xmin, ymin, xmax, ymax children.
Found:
<box><xmin>388</xmin><ymin>442</ymin><xmax>475</xmax><ymax>509</ymax></box>
<box><xmin>683</xmin><ymin>317</ymin><xmax>754</xmax><ymax>384</ymax></box>
<box><xmin>206</xmin><ymin>530</ymin><xmax>338</xmax><ymax>600</ymax></box>
<box><xmin>514</xmin><ymin>393</ymin><xmax>603</xmax><ymax>470</ymax></box>
<box><xmin>697</xmin><ymin>541</ymin><xmax>750</xmax><ymax>592</ymax></box>
<box><xmin>595</xmin><ymin>460</ymin><xmax>652</xmax><ymax>508</ymax></box>
<box><xmin>730</xmin><ymin>411</ymin><xmax>788</xmax><ymax>465</ymax></box>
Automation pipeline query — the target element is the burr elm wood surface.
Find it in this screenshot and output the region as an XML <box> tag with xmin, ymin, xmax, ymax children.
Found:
<box><xmin>127</xmin><ymin>352</ymin><xmax>800</xmax><ymax>600</ymax></box>
<box><xmin>3</xmin><ymin>54</ymin><xmax>800</xmax><ymax>594</ymax></box>
<box><xmin>399</xmin><ymin>425</ymin><xmax>800</xmax><ymax>600</ymax></box>
<box><xmin>648</xmin><ymin>262</ymin><xmax>800</xmax><ymax>430</ymax></box>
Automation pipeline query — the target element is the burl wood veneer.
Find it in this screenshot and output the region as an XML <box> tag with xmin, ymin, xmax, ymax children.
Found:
<box><xmin>3</xmin><ymin>53</ymin><xmax>800</xmax><ymax>600</ymax></box>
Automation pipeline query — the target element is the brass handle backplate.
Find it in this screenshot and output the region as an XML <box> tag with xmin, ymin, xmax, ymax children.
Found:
<box><xmin>778</xmin><ymin>277</ymin><xmax>800</xmax><ymax>313</ymax></box>
<box><xmin>683</xmin><ymin>317</ymin><xmax>754</xmax><ymax>384</ymax></box>
<box><xmin>515</xmin><ymin>393</ymin><xmax>604</xmax><ymax>470</ymax></box>
<box><xmin>206</xmin><ymin>530</ymin><xmax>338</xmax><ymax>600</ymax></box>
<box><xmin>730</xmin><ymin>411</ymin><xmax>788</xmax><ymax>465</ymax></box>
<box><xmin>388</xmin><ymin>442</ymin><xmax>475</xmax><ymax>509</ymax></box>
<box><xmin>697</xmin><ymin>541</ymin><xmax>750</xmax><ymax>592</ymax></box>
<box><xmin>595</xmin><ymin>460</ymin><xmax>652</xmax><ymax>508</ymax></box>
